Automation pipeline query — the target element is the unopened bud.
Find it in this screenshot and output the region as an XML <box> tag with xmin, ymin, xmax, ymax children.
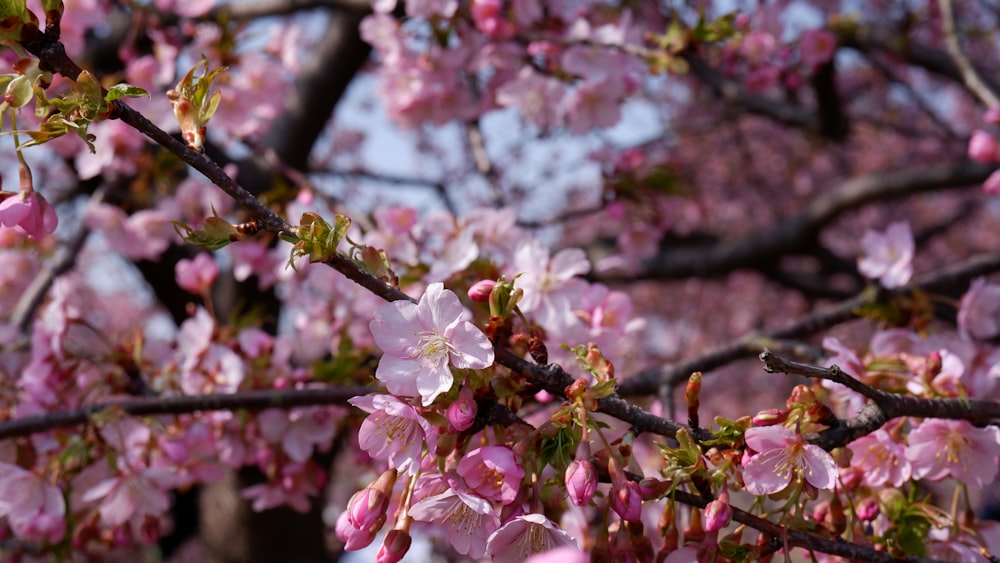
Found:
<box><xmin>376</xmin><ymin>529</ymin><xmax>412</xmax><ymax>563</ymax></box>
<box><xmin>752</xmin><ymin>408</ymin><xmax>789</xmax><ymax>426</ymax></box>
<box><xmin>468</xmin><ymin>279</ymin><xmax>495</xmax><ymax>303</ymax></box>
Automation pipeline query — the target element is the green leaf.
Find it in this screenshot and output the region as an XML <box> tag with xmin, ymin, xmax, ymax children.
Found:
<box><xmin>105</xmin><ymin>83</ymin><xmax>149</xmax><ymax>102</ymax></box>
<box><xmin>0</xmin><ymin>0</ymin><xmax>27</xmax><ymax>19</ymax></box>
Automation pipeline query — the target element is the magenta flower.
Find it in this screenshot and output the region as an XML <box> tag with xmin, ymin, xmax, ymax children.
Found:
<box><xmin>456</xmin><ymin>445</ymin><xmax>524</xmax><ymax>505</ymax></box>
<box><xmin>485</xmin><ymin>513</ymin><xmax>577</xmax><ymax>563</ymax></box>
<box><xmin>847</xmin><ymin>429</ymin><xmax>912</xmax><ymax>488</ymax></box>
<box><xmin>0</xmin><ymin>192</ymin><xmax>58</xmax><ymax>239</ymax></box>
<box><xmin>446</xmin><ymin>386</ymin><xmax>477</xmax><ymax>432</ymax></box>
<box><xmin>408</xmin><ymin>483</ymin><xmax>499</xmax><ymax>559</ymax></box>
<box><xmin>905</xmin><ymin>419</ymin><xmax>1000</xmax><ymax>488</ymax></box>
<box><xmin>742</xmin><ymin>426</ymin><xmax>837</xmax><ymax>495</ymax></box>
<box><xmin>564</xmin><ymin>458</ymin><xmax>598</xmax><ymax>507</ymax></box>
<box><xmin>799</xmin><ymin>29</ymin><xmax>837</xmax><ymax>68</ymax></box>
<box><xmin>857</xmin><ymin>222</ymin><xmax>914</xmax><ymax>289</ymax></box>
<box><xmin>968</xmin><ymin>130</ymin><xmax>1000</xmax><ymax>163</ymax></box>
<box><xmin>369</xmin><ymin>282</ymin><xmax>494</xmax><ymax>406</ymax></box>
<box><xmin>350</xmin><ymin>394</ymin><xmax>437</xmax><ymax>475</ymax></box>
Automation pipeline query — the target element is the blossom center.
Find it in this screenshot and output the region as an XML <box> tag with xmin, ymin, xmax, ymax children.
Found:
<box><xmin>414</xmin><ymin>331</ymin><xmax>453</xmax><ymax>366</ymax></box>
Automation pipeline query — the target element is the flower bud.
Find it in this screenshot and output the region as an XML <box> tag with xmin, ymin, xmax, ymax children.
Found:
<box><xmin>704</xmin><ymin>487</ymin><xmax>731</xmax><ymax>532</ymax></box>
<box><xmin>856</xmin><ymin>496</ymin><xmax>879</xmax><ymax>521</ymax></box>
<box><xmin>447</xmin><ymin>387</ymin><xmax>477</xmax><ymax>432</ymax></box>
<box><xmin>611</xmin><ymin>481</ymin><xmax>643</xmax><ymax>523</ymax></box>
<box><xmin>468</xmin><ymin>279</ymin><xmax>496</xmax><ymax>303</ymax></box>
<box><xmin>751</xmin><ymin>408</ymin><xmax>789</xmax><ymax>426</ymax></box>
<box><xmin>968</xmin><ymin>130</ymin><xmax>999</xmax><ymax>163</ymax></box>
<box><xmin>376</xmin><ymin>529</ymin><xmax>412</xmax><ymax>563</ymax></box>
<box><xmin>565</xmin><ymin>458</ymin><xmax>598</xmax><ymax>506</ymax></box>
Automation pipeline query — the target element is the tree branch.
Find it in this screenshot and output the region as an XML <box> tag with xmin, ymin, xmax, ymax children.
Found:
<box><xmin>621</xmin><ymin>249</ymin><xmax>1000</xmax><ymax>395</ymax></box>
<box><xmin>0</xmin><ymin>386</ymin><xmax>371</xmax><ymax>440</ymax></box>
<box><xmin>626</xmin><ymin>159</ymin><xmax>994</xmax><ymax>280</ymax></box>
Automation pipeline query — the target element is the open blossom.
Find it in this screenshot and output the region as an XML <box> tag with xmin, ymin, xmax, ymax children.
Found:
<box><xmin>257</xmin><ymin>406</ymin><xmax>340</xmax><ymax>463</ymax></box>
<box><xmin>81</xmin><ymin>467</ymin><xmax>177</xmax><ymax>527</ymax></box>
<box><xmin>408</xmin><ymin>483</ymin><xmax>500</xmax><ymax>559</ymax></box>
<box><xmin>486</xmin><ymin>513</ymin><xmax>577</xmax><ymax>563</ymax></box>
<box><xmin>513</xmin><ymin>240</ymin><xmax>590</xmax><ymax>330</ymax></box>
<box><xmin>456</xmin><ymin>445</ymin><xmax>524</xmax><ymax>505</ymax></box>
<box><xmin>175</xmin><ymin>252</ymin><xmax>219</xmax><ymax>294</ymax></box>
<box><xmin>742</xmin><ymin>425</ymin><xmax>837</xmax><ymax>495</ymax></box>
<box><xmin>799</xmin><ymin>29</ymin><xmax>837</xmax><ymax>68</ymax></box>
<box><xmin>958</xmin><ymin>278</ymin><xmax>1000</xmax><ymax>340</ymax></box>
<box><xmin>369</xmin><ymin>282</ymin><xmax>494</xmax><ymax>406</ymax></box>
<box><xmin>905</xmin><ymin>419</ymin><xmax>1000</xmax><ymax>488</ymax></box>
<box><xmin>846</xmin><ymin>428</ymin><xmax>912</xmax><ymax>488</ymax></box>
<box><xmin>857</xmin><ymin>221</ymin><xmax>914</xmax><ymax>289</ymax></box>
<box><xmin>0</xmin><ymin>462</ymin><xmax>66</xmax><ymax>542</ymax></box>
<box><xmin>350</xmin><ymin>394</ymin><xmax>437</xmax><ymax>475</ymax></box>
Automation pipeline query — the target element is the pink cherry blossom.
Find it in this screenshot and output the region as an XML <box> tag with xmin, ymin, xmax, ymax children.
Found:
<box><xmin>958</xmin><ymin>278</ymin><xmax>1000</xmax><ymax>340</ymax></box>
<box><xmin>485</xmin><ymin>513</ymin><xmax>577</xmax><ymax>563</ymax></box>
<box><xmin>0</xmin><ymin>462</ymin><xmax>66</xmax><ymax>543</ymax></box>
<box><xmin>857</xmin><ymin>221</ymin><xmax>914</xmax><ymax>289</ymax></box>
<box><xmin>496</xmin><ymin>68</ymin><xmax>567</xmax><ymax>129</ymax></box>
<box><xmin>369</xmin><ymin>282</ymin><xmax>494</xmax><ymax>406</ymax></box>
<box><xmin>905</xmin><ymin>419</ymin><xmax>1000</xmax><ymax>488</ymax></box>
<box><xmin>0</xmin><ymin>192</ymin><xmax>58</xmax><ymax>239</ymax></box>
<box><xmin>524</xmin><ymin>546</ymin><xmax>587</xmax><ymax>563</ymax></box>
<box><xmin>81</xmin><ymin>467</ymin><xmax>177</xmax><ymax>527</ymax></box>
<box><xmin>350</xmin><ymin>394</ymin><xmax>437</xmax><ymax>475</ymax></box>
<box><xmin>240</xmin><ymin>461</ymin><xmax>324</xmax><ymax>513</ymax></box>
<box><xmin>985</xmin><ymin>169</ymin><xmax>1000</xmax><ymax>194</ymax></box>
<box><xmin>968</xmin><ymin>130</ymin><xmax>1000</xmax><ymax>163</ymax></box>
<box><xmin>799</xmin><ymin>29</ymin><xmax>837</xmax><ymax>68</ymax></box>
<box><xmin>175</xmin><ymin>252</ymin><xmax>219</xmax><ymax>294</ymax></box>
<box><xmin>456</xmin><ymin>445</ymin><xmax>524</xmax><ymax>505</ymax></box>
<box><xmin>513</xmin><ymin>240</ymin><xmax>590</xmax><ymax>330</ymax></box>
<box><xmin>740</xmin><ymin>31</ymin><xmax>777</xmax><ymax>65</ymax></box>
<box><xmin>408</xmin><ymin>483</ymin><xmax>499</xmax><ymax>559</ymax></box>
<box><xmin>846</xmin><ymin>428</ymin><xmax>912</xmax><ymax>488</ymax></box>
<box><xmin>742</xmin><ymin>425</ymin><xmax>837</xmax><ymax>495</ymax></box>
<box><xmin>258</xmin><ymin>406</ymin><xmax>340</xmax><ymax>463</ymax></box>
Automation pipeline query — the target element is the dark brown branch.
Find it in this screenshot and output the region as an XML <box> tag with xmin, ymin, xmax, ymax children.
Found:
<box><xmin>671</xmin><ymin>488</ymin><xmax>950</xmax><ymax>563</ymax></box>
<box><xmin>621</xmin><ymin>249</ymin><xmax>1000</xmax><ymax>395</ymax></box>
<box><xmin>629</xmin><ymin>159</ymin><xmax>994</xmax><ymax>280</ymax></box>
<box><xmin>682</xmin><ymin>52</ymin><xmax>819</xmax><ymax>131</ymax></box>
<box><xmin>0</xmin><ymin>386</ymin><xmax>372</xmax><ymax>440</ymax></box>
<box><xmin>760</xmin><ymin>351</ymin><xmax>1000</xmax><ymax>450</ymax></box>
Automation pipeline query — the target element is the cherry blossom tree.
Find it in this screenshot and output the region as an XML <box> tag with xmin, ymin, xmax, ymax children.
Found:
<box><xmin>2</xmin><ymin>1</ymin><xmax>1000</xmax><ymax>562</ymax></box>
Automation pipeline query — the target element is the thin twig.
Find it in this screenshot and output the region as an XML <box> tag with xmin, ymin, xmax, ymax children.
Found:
<box><xmin>938</xmin><ymin>0</ymin><xmax>1000</xmax><ymax>109</ymax></box>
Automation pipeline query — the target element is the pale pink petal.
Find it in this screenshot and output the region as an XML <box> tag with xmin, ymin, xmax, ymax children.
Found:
<box><xmin>743</xmin><ymin>448</ymin><xmax>793</xmax><ymax>495</ymax></box>
<box><xmin>801</xmin><ymin>445</ymin><xmax>837</xmax><ymax>490</ymax></box>
<box><xmin>448</xmin><ymin>323</ymin><xmax>494</xmax><ymax>369</ymax></box>
<box><xmin>370</xmin><ymin>301</ymin><xmax>420</xmax><ymax>355</ymax></box>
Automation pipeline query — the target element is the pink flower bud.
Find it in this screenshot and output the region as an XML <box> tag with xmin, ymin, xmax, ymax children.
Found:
<box><xmin>703</xmin><ymin>497</ymin><xmax>731</xmax><ymax>532</ymax></box>
<box><xmin>752</xmin><ymin>408</ymin><xmax>789</xmax><ymax>426</ymax></box>
<box><xmin>611</xmin><ymin>481</ymin><xmax>642</xmax><ymax>523</ymax></box>
<box><xmin>856</xmin><ymin>497</ymin><xmax>879</xmax><ymax>521</ymax></box>
<box><xmin>346</xmin><ymin>486</ymin><xmax>389</xmax><ymax>531</ymax></box>
<box><xmin>467</xmin><ymin>279</ymin><xmax>496</xmax><ymax>303</ymax></box>
<box><xmin>447</xmin><ymin>387</ymin><xmax>477</xmax><ymax>431</ymax></box>
<box><xmin>986</xmin><ymin>108</ymin><xmax>1000</xmax><ymax>125</ymax></box>
<box><xmin>335</xmin><ymin>510</ymin><xmax>381</xmax><ymax>551</ymax></box>
<box><xmin>986</xmin><ymin>169</ymin><xmax>1000</xmax><ymax>194</ymax></box>
<box><xmin>564</xmin><ymin>459</ymin><xmax>598</xmax><ymax>506</ymax></box>
<box><xmin>376</xmin><ymin>529</ymin><xmax>412</xmax><ymax>563</ymax></box>
<box><xmin>968</xmin><ymin>130</ymin><xmax>999</xmax><ymax>163</ymax></box>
